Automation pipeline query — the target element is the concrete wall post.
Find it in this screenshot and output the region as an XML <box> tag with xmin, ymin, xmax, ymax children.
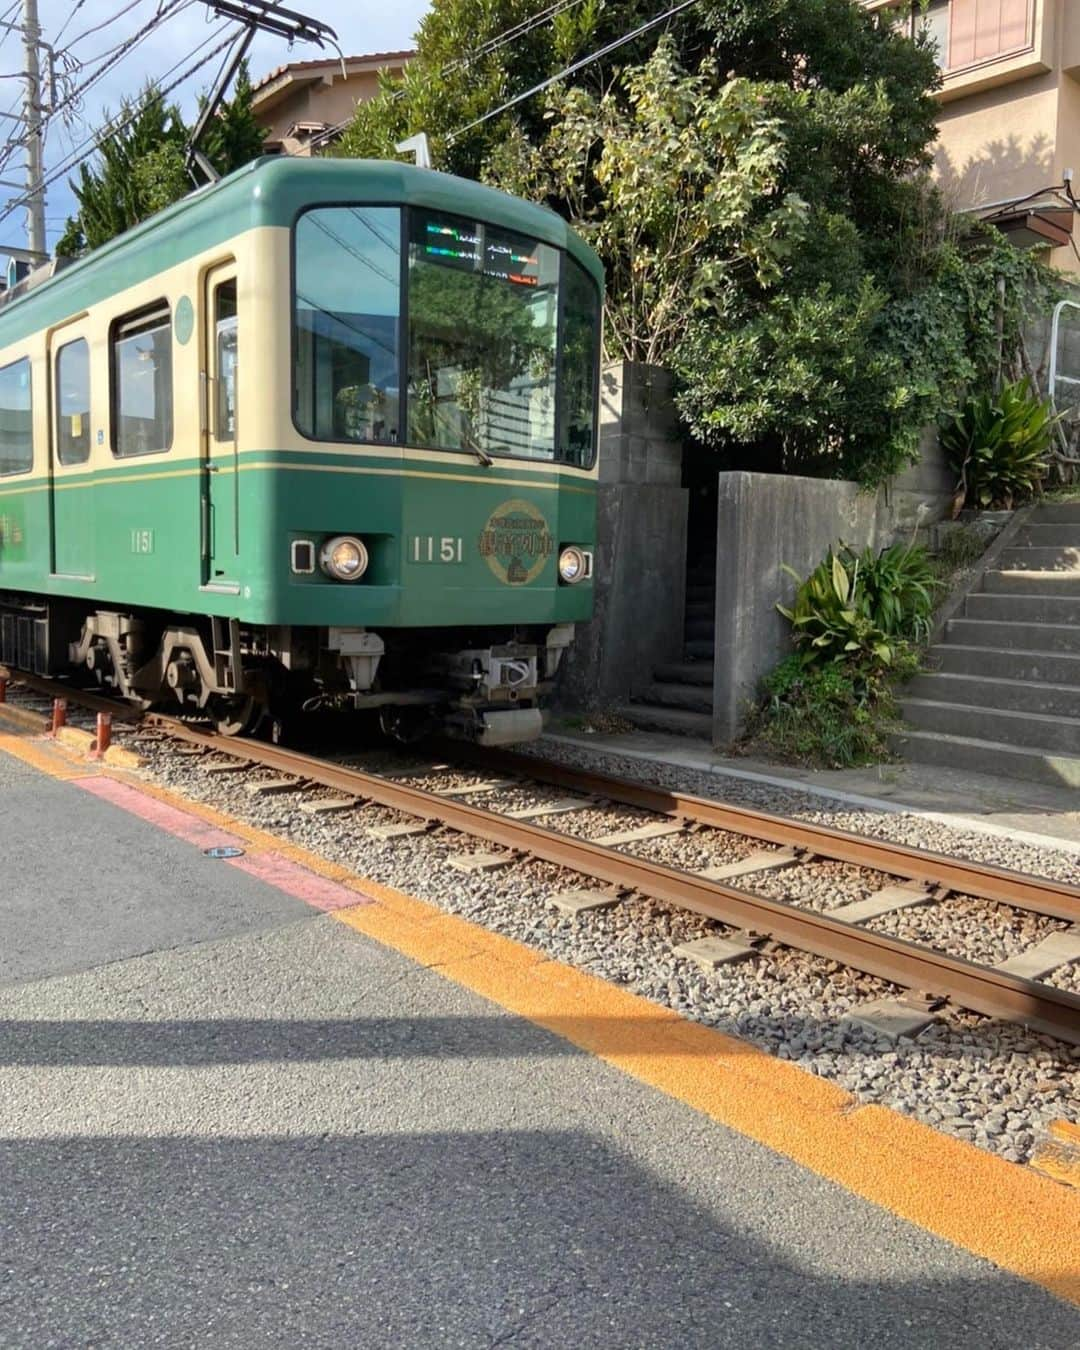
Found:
<box><xmin>559</xmin><ymin>360</ymin><xmax>689</xmax><ymax>708</ymax></box>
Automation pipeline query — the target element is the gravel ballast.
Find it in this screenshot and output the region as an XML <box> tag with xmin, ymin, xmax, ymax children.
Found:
<box><xmin>122</xmin><ymin>730</ymin><xmax>1080</xmax><ymax>1168</ymax></box>
<box><xmin>522</xmin><ymin>737</ymin><xmax>1080</xmax><ymax>884</ymax></box>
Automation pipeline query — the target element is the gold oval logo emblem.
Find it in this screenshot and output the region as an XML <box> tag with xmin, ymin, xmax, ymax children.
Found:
<box><xmin>478</xmin><ymin>498</ymin><xmax>554</xmax><ymax>586</ymax></box>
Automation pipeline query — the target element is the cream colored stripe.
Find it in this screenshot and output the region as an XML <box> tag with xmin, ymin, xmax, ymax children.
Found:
<box><xmin>0</xmin><ymin>459</ymin><xmax>598</xmax><ymax>497</ymax></box>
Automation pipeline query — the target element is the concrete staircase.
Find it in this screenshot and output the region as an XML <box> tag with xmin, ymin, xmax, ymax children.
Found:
<box><xmin>617</xmin><ymin>557</ymin><xmax>715</xmax><ymax>737</ymax></box>
<box><xmin>897</xmin><ymin>502</ymin><xmax>1080</xmax><ymax>788</ymax></box>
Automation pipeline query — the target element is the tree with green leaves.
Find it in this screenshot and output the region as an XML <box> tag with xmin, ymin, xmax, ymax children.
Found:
<box><xmin>336</xmin><ymin>0</ymin><xmax>667</xmax><ymax>179</ymax></box>
<box><xmin>346</xmin><ymin>0</ymin><xmax>1054</xmax><ymax>486</ymax></box>
<box><xmin>200</xmin><ymin>61</ymin><xmax>267</xmax><ymax>177</ymax></box>
<box><xmin>56</xmin><ymin>88</ymin><xmax>187</xmax><ymax>256</ymax></box>
<box><xmin>56</xmin><ymin>63</ymin><xmax>265</xmax><ymax>257</ymax></box>
<box><xmin>494</xmin><ymin>40</ymin><xmax>809</xmax><ymax>367</ymax></box>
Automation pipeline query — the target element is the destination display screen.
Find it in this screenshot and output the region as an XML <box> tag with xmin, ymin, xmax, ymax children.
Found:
<box><xmin>419</xmin><ymin>216</ymin><xmax>542</xmax><ymax>288</ymax></box>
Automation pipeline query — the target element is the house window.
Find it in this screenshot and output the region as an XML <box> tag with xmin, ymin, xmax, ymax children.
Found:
<box><xmin>897</xmin><ymin>0</ymin><xmax>1033</xmax><ymax>72</ymax></box>
<box><xmin>950</xmin><ymin>0</ymin><xmax>1033</xmax><ymax>67</ymax></box>
<box><xmin>111</xmin><ymin>303</ymin><xmax>173</xmax><ymax>458</ymax></box>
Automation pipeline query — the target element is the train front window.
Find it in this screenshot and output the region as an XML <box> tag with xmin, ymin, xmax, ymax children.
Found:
<box><xmin>406</xmin><ymin>210</ymin><xmax>558</xmax><ymax>461</ymax></box>
<box><xmin>293</xmin><ymin>204</ymin><xmax>598</xmax><ymax>465</ymax></box>
<box><xmin>294</xmin><ymin>206</ymin><xmax>401</xmax><ymax>444</ymax></box>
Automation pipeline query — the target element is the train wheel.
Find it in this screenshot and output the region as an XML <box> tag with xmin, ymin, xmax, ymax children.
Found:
<box><xmin>379</xmin><ymin>707</ymin><xmax>435</xmax><ymax>744</ymax></box>
<box><xmin>210</xmin><ymin>694</ymin><xmax>263</xmax><ymax>737</ymax></box>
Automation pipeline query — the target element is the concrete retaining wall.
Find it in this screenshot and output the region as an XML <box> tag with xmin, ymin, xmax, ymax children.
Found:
<box><xmin>711</xmin><ymin>472</ymin><xmax>884</xmax><ymax>745</ymax></box>
<box><xmin>556</xmin><ymin>360</ymin><xmax>955</xmax><ymax>734</ymax></box>
<box><xmin>559</xmin><ymin>360</ymin><xmax>688</xmax><ymax>707</ymax></box>
<box><xmin>885</xmin><ymin>428</ymin><xmax>956</xmax><ymax>539</ymax></box>
<box><xmin>710</xmin><ymin>443</ymin><xmax>957</xmax><ymax>747</ymax></box>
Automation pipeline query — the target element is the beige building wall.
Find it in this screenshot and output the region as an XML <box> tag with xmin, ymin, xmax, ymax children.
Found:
<box><xmin>933</xmin><ymin>71</ymin><xmax>1059</xmax><ymax>210</ymax></box>
<box><xmin>251</xmin><ymin>53</ymin><xmax>412</xmax><ymax>157</ymax></box>
<box><xmin>866</xmin><ymin>0</ymin><xmax>1080</xmax><ymax>270</ymax></box>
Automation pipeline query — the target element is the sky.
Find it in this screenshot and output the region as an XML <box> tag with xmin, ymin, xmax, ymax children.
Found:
<box><xmin>0</xmin><ymin>0</ymin><xmax>432</xmax><ymax>253</ymax></box>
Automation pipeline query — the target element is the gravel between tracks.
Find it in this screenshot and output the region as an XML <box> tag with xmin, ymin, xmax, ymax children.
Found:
<box><xmin>521</xmin><ymin>738</ymin><xmax>1080</xmax><ymax>884</ymax></box>
<box><xmin>126</xmin><ymin>733</ymin><xmax>1080</xmax><ymax>1167</ymax></box>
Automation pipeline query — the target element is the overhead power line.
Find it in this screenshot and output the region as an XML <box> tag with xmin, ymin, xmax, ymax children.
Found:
<box><xmin>0</xmin><ymin>23</ymin><xmax>240</xmax><ymax>229</ymax></box>
<box><xmin>49</xmin><ymin>0</ymin><xmax>195</xmax><ymax>128</ymax></box>
<box><xmin>52</xmin><ymin>0</ymin><xmax>90</xmax><ymax>46</ymax></box>
<box><xmin>441</xmin><ymin>0</ymin><xmax>589</xmax><ymax>77</ymax></box>
<box><xmin>307</xmin><ymin>0</ymin><xmax>591</xmax><ymax>153</ymax></box>
<box><xmin>308</xmin><ymin>0</ymin><xmax>700</xmax><ymax>157</ymax></box>
<box><xmin>1</xmin><ymin>0</ymin><xmax>338</xmax><ymax>238</ymax></box>
<box><xmin>0</xmin><ymin>0</ymin><xmax>200</xmax><ymax>192</ymax></box>
<box><xmin>450</xmin><ymin>0</ymin><xmax>702</xmax><ymax>141</ymax></box>
<box><xmin>0</xmin><ymin>0</ymin><xmax>200</xmax><ymax>180</ymax></box>
<box><xmin>61</xmin><ymin>0</ymin><xmax>154</xmax><ymax>53</ymax></box>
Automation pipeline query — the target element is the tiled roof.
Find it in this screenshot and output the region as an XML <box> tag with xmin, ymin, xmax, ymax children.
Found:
<box><xmin>252</xmin><ymin>51</ymin><xmax>413</xmax><ymax>92</ymax></box>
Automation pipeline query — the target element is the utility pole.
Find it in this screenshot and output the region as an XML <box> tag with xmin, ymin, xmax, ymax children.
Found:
<box><xmin>20</xmin><ymin>0</ymin><xmax>45</xmax><ymax>258</ymax></box>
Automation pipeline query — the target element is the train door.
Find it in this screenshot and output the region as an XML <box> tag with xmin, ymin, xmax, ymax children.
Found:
<box><xmin>48</xmin><ymin>318</ymin><xmax>95</xmax><ymax>579</ymax></box>
<box><xmin>201</xmin><ymin>261</ymin><xmax>239</xmax><ymax>588</ymax></box>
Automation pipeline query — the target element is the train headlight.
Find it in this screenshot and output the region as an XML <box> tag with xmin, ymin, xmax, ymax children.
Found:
<box><xmin>558</xmin><ymin>546</ymin><xmax>592</xmax><ymax>585</ymax></box>
<box><xmin>320</xmin><ymin>535</ymin><xmax>369</xmax><ymax>582</ymax></box>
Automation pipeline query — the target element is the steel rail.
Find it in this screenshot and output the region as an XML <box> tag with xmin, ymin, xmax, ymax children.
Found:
<box><xmin>3</xmin><ymin>673</ymin><xmax>1078</xmax><ymax>1042</ymax></box>
<box><xmin>4</xmin><ymin>668</ymin><xmax>1078</xmax><ymax>919</ymax></box>
<box><xmin>3</xmin><ymin>669</ymin><xmax>143</xmax><ymax>720</ymax></box>
<box><xmin>153</xmin><ymin>719</ymin><xmax>1080</xmax><ymax>1047</ymax></box>
<box><xmin>453</xmin><ymin>746</ymin><xmax>1080</xmax><ymax>924</ymax></box>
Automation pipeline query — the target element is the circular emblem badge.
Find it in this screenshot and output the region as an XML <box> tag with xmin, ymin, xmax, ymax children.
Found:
<box><xmin>478</xmin><ymin>498</ymin><xmax>554</xmax><ymax>586</ymax></box>
<box><xmin>174</xmin><ymin>295</ymin><xmax>194</xmax><ymax>345</ymax></box>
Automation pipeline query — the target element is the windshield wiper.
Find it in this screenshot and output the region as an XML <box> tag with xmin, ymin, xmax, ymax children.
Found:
<box><xmin>462</xmin><ymin>430</ymin><xmax>493</xmax><ymax>468</ymax></box>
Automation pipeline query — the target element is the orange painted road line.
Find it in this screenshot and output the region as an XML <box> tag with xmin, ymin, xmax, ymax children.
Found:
<box><xmin>0</xmin><ymin>729</ymin><xmax>89</xmax><ymax>780</ymax></box>
<box><xmin>334</xmin><ymin>892</ymin><xmax>1080</xmax><ymax>1307</ymax></box>
<box><xmin>0</xmin><ymin>720</ymin><xmax>1077</xmax><ymax>1305</ymax></box>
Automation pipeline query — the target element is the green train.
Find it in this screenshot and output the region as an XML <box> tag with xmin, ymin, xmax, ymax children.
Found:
<box><xmin>0</xmin><ymin>158</ymin><xmax>601</xmax><ymax>741</ymax></box>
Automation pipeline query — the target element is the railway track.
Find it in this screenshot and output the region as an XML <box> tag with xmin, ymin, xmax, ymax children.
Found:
<box><xmin>3</xmin><ymin>669</ymin><xmax>1080</xmax><ymax>1047</ymax></box>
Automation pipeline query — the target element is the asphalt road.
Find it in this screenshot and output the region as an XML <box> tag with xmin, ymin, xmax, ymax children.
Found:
<box><xmin>1</xmin><ymin>748</ymin><xmax>1077</xmax><ymax>1348</ymax></box>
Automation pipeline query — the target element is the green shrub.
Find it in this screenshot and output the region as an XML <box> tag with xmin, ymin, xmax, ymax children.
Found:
<box><xmin>777</xmin><ymin>541</ymin><xmax>938</xmax><ymax>669</ymax></box>
<box><xmin>777</xmin><ymin>547</ymin><xmax>891</xmax><ymax>668</ymax></box>
<box><xmin>939</xmin><ymin>378</ymin><xmax>1056</xmax><ymax>510</ymax></box>
<box><xmin>742</xmin><ymin>656</ymin><xmax>900</xmax><ymax>769</ymax></box>
<box><xmin>933</xmin><ymin>524</ymin><xmax>988</xmax><ymax>576</ymax></box>
<box><xmin>855</xmin><ymin>540</ymin><xmax>939</xmax><ymax>644</ymax></box>
<box><xmin>754</xmin><ymin>538</ymin><xmax>933</xmax><ymax>767</ymax></box>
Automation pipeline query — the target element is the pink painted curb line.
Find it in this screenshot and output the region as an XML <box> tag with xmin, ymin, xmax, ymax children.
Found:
<box><xmin>73</xmin><ymin>776</ymin><xmax>373</xmax><ymax>913</ymax></box>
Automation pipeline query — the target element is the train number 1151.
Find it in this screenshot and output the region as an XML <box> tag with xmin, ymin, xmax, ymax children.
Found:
<box><xmin>410</xmin><ymin>535</ymin><xmax>463</xmax><ymax>564</ymax></box>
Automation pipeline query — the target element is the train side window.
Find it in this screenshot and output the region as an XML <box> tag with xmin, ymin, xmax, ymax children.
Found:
<box><xmin>111</xmin><ymin>302</ymin><xmax>173</xmax><ymax>458</ymax></box>
<box><xmin>0</xmin><ymin>356</ymin><xmax>33</xmax><ymax>476</ymax></box>
<box><xmin>214</xmin><ymin>279</ymin><xmax>237</xmax><ymax>442</ymax></box>
<box><xmin>56</xmin><ymin>338</ymin><xmax>91</xmax><ymax>465</ymax></box>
